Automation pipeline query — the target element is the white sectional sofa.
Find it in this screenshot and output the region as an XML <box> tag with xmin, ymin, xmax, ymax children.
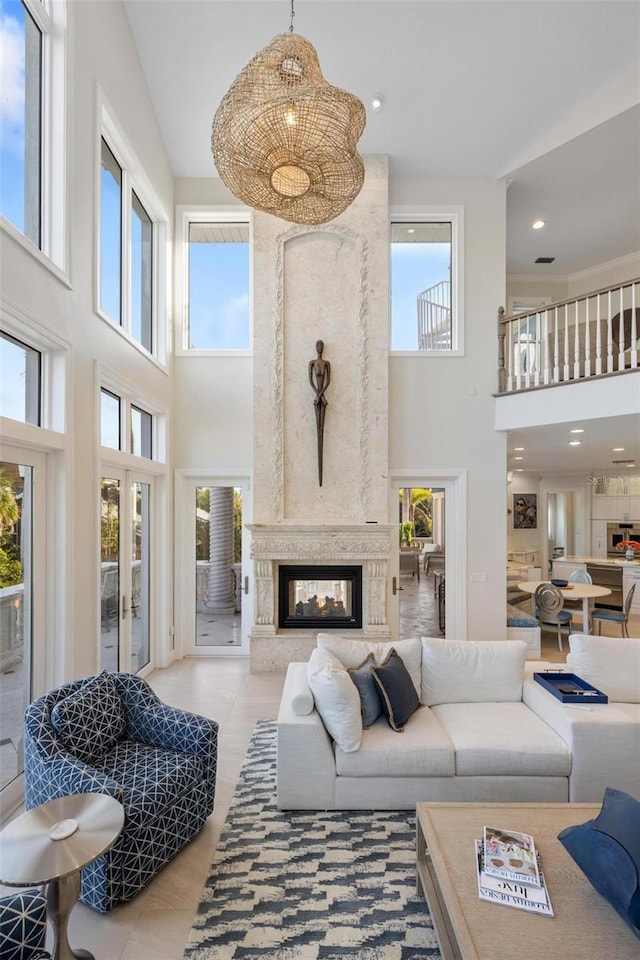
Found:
<box><xmin>276</xmin><ymin>633</ymin><xmax>640</xmax><ymax>810</ymax></box>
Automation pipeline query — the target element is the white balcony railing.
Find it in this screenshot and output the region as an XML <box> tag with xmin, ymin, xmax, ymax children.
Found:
<box><xmin>418</xmin><ymin>280</ymin><xmax>451</xmax><ymax>350</ymax></box>
<box><xmin>497</xmin><ymin>277</ymin><xmax>639</xmax><ymax>393</ymax></box>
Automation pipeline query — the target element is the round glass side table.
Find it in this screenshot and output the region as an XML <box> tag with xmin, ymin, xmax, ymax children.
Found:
<box><xmin>0</xmin><ymin>792</ymin><xmax>124</xmax><ymax>960</ymax></box>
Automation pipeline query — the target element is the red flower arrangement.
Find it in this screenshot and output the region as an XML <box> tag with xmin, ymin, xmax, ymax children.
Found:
<box><xmin>617</xmin><ymin>540</ymin><xmax>640</xmax><ymax>551</ymax></box>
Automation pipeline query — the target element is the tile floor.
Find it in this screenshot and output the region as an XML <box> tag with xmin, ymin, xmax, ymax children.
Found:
<box><xmin>2</xmin><ymin>571</ymin><xmax>638</xmax><ymax>959</ymax></box>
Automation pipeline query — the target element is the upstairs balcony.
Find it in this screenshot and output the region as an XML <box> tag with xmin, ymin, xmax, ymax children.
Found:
<box><xmin>497</xmin><ymin>277</ymin><xmax>639</xmax><ymax>395</ymax></box>
<box><xmin>418</xmin><ymin>280</ymin><xmax>451</xmax><ymax>350</ymax></box>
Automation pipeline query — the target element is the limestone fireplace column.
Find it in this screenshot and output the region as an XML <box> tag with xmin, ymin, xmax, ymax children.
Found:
<box><xmin>207</xmin><ymin>487</ymin><xmax>236</xmax><ymax>614</ymax></box>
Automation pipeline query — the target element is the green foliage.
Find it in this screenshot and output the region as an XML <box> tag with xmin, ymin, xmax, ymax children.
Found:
<box><xmin>0</xmin><ymin>546</ymin><xmax>22</xmax><ymax>588</ymax></box>
<box><xmin>0</xmin><ymin>469</ymin><xmax>23</xmax><ymax>586</ymax></box>
<box><xmin>400</xmin><ymin>520</ymin><xmax>414</xmax><ymax>545</ymax></box>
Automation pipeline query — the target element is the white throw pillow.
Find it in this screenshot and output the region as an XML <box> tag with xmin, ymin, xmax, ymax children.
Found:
<box><xmin>316</xmin><ymin>634</ymin><xmax>422</xmax><ymax>696</ymax></box>
<box><xmin>567</xmin><ymin>634</ymin><xmax>640</xmax><ymax>703</ymax></box>
<box><xmin>306</xmin><ymin>648</ymin><xmax>363</xmax><ymax>752</ymax></box>
<box><xmin>421</xmin><ymin>637</ymin><xmax>526</xmax><ymax>706</ymax></box>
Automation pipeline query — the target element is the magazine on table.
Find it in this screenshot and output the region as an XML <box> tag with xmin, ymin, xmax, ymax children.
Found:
<box><xmin>475</xmin><ymin>841</ymin><xmax>554</xmax><ymax>917</ymax></box>
<box><xmin>482</xmin><ymin>825</ymin><xmax>541</xmax><ymax>887</ymax></box>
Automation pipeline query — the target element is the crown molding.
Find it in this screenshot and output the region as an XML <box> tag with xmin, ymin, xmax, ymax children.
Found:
<box><xmin>568</xmin><ymin>250</ymin><xmax>640</xmax><ymax>284</ymax></box>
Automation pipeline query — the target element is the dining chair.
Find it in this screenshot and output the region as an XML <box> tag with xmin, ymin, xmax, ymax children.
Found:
<box><xmin>534</xmin><ymin>583</ymin><xmax>573</xmax><ymax>651</ymax></box>
<box><xmin>590</xmin><ymin>582</ymin><xmax>636</xmax><ymax>638</ymax></box>
<box><xmin>564</xmin><ymin>569</ymin><xmax>594</xmax><ymax>630</ymax></box>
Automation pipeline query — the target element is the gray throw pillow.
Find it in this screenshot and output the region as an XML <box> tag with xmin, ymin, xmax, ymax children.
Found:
<box><xmin>348</xmin><ymin>653</ymin><xmax>382</xmax><ymax>727</ymax></box>
<box><xmin>370</xmin><ymin>648</ymin><xmax>421</xmax><ymax>732</ymax></box>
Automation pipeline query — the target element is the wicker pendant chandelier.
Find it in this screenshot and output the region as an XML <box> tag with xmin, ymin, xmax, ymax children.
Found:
<box><xmin>211</xmin><ymin>2</ymin><xmax>366</xmax><ymax>225</ymax></box>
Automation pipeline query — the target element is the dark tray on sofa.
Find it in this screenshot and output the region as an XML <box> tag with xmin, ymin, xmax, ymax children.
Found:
<box><xmin>533</xmin><ymin>672</ymin><xmax>608</xmax><ymax>704</ymax></box>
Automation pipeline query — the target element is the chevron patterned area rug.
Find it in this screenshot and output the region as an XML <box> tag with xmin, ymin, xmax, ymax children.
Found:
<box><xmin>183</xmin><ymin>719</ymin><xmax>441</xmax><ymax>960</ymax></box>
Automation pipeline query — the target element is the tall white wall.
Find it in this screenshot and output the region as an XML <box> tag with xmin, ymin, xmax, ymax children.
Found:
<box><xmin>389</xmin><ymin>178</ymin><xmax>508</xmax><ymax>640</ymax></box>
<box><xmin>0</xmin><ymin>1</ymin><xmax>174</xmax><ymax>680</ymax></box>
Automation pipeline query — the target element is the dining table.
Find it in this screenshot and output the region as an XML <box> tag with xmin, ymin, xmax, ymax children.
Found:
<box><xmin>517</xmin><ymin>580</ymin><xmax>612</xmax><ymax>635</ymax></box>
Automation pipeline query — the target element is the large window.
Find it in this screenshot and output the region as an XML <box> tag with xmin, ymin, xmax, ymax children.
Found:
<box><xmin>0</xmin><ymin>0</ymin><xmax>66</xmax><ymax>266</ymax></box>
<box><xmin>0</xmin><ymin>0</ymin><xmax>42</xmax><ymax>245</ymax></box>
<box><xmin>187</xmin><ymin>221</ymin><xmax>250</xmax><ymax>350</ymax></box>
<box><xmin>99</xmin><ymin>132</ymin><xmax>158</xmax><ymax>355</ymax></box>
<box><xmin>390</xmin><ymin>215</ymin><xmax>463</xmax><ymax>353</ymax></box>
<box><xmin>101</xmin><ymin>387</ymin><xmax>154</xmax><ymax>460</ymax></box>
<box><xmin>0</xmin><ymin>331</ymin><xmax>41</xmax><ymax>424</ymax></box>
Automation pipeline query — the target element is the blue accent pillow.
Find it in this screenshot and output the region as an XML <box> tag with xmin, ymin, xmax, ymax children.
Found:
<box><xmin>558</xmin><ymin>787</ymin><xmax>640</xmax><ymax>940</ymax></box>
<box><xmin>348</xmin><ymin>653</ymin><xmax>382</xmax><ymax>727</ymax></box>
<box><xmin>51</xmin><ymin>671</ymin><xmax>126</xmax><ymax>765</ymax></box>
<box><xmin>369</xmin><ymin>648</ymin><xmax>421</xmax><ymax>732</ymax></box>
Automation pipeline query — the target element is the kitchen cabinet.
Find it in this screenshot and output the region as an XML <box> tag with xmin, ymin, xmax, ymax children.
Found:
<box><xmin>623</xmin><ymin>567</ymin><xmax>640</xmax><ymax>615</ymax></box>
<box><xmin>591</xmin><ymin>483</ymin><xmax>640</xmax><ymax>522</ymax></box>
<box><xmin>590</xmin><ymin>521</ymin><xmax>607</xmax><ymax>557</ymax></box>
<box><xmin>552</xmin><ymin>560</ymin><xmax>587</xmax><ymax>580</ymax></box>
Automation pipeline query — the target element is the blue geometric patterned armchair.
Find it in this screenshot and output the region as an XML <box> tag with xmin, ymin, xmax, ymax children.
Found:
<box><xmin>24</xmin><ymin>671</ymin><xmax>218</xmax><ymax>913</ymax></box>
<box><xmin>0</xmin><ymin>890</ymin><xmax>50</xmax><ymax>960</ymax></box>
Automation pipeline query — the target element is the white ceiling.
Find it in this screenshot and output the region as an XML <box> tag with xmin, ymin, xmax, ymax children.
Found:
<box><xmin>123</xmin><ymin>0</ymin><xmax>640</xmax><ymax>276</ymax></box>
<box><xmin>122</xmin><ymin>0</ymin><xmax>640</xmax><ymax>475</ymax></box>
<box><xmin>506</xmin><ymin>414</ymin><xmax>640</xmax><ymax>477</ymax></box>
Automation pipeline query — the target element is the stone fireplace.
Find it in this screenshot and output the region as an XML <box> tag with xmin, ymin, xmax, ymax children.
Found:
<box><xmin>248</xmin><ymin>523</ymin><xmax>394</xmax><ymax>670</ymax></box>
<box><xmin>249</xmin><ymin>157</ymin><xmax>392</xmax><ymax>671</ymax></box>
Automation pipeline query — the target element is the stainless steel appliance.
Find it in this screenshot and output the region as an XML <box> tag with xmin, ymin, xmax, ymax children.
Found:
<box><xmin>607</xmin><ymin>523</ymin><xmax>640</xmax><ymax>557</ymax></box>
<box><xmin>586</xmin><ymin>562</ymin><xmax>623</xmax><ymax>610</ymax></box>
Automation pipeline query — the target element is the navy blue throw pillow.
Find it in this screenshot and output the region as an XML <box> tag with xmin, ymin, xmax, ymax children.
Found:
<box><xmin>348</xmin><ymin>653</ymin><xmax>382</xmax><ymax>727</ymax></box>
<box><xmin>370</xmin><ymin>648</ymin><xmax>420</xmax><ymax>731</ymax></box>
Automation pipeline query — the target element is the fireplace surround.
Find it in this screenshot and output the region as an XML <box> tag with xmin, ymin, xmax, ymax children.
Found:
<box><xmin>248</xmin><ymin>522</ymin><xmax>395</xmax><ymax>670</ymax></box>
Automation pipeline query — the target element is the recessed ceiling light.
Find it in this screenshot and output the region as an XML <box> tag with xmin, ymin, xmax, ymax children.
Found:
<box><xmin>371</xmin><ymin>93</ymin><xmax>385</xmax><ymax>111</ymax></box>
<box><xmin>407</xmin><ymin>227</ymin><xmax>415</xmax><ymax>234</ymax></box>
<box><xmin>570</xmin><ymin>429</ymin><xmax>584</xmax><ymax>434</ymax></box>
<box><xmin>514</xmin><ymin>447</ymin><xmax>525</xmax><ymax>451</ymax></box>
<box><xmin>514</xmin><ymin>457</ymin><xmax>523</xmax><ymax>461</ymax></box>
<box><xmin>626</xmin><ymin>462</ymin><xmax>636</xmax><ymax>468</ymax></box>
<box><xmin>613</xmin><ymin>447</ymin><xmax>624</xmax><ymax>452</ymax></box>
<box><xmin>515</xmin><ymin>468</ymin><xmax>523</xmax><ymax>472</ymax></box>
<box><xmin>532</xmin><ymin>219</ymin><xmax>546</xmax><ymax>230</ymax></box>
<box><xmin>569</xmin><ymin>441</ymin><xmax>582</xmax><ymax>446</ymax></box>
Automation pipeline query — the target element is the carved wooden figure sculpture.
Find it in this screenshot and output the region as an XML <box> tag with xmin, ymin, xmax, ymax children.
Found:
<box><xmin>309</xmin><ymin>339</ymin><xmax>330</xmax><ymax>486</ymax></box>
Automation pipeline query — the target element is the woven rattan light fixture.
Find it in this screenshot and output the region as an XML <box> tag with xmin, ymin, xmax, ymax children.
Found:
<box><xmin>211</xmin><ymin>2</ymin><xmax>366</xmax><ymax>225</ymax></box>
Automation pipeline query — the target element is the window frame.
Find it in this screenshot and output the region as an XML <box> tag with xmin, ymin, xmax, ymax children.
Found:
<box><xmin>96</xmin><ymin>95</ymin><xmax>168</xmax><ymax>367</ymax></box>
<box><xmin>175</xmin><ymin>205</ymin><xmax>253</xmax><ymax>356</ymax></box>
<box><xmin>98</xmin><ymin>365</ymin><xmax>166</xmax><ymax>466</ymax></box>
<box><xmin>389</xmin><ymin>208</ymin><xmax>465</xmax><ymax>357</ymax></box>
<box><xmin>0</xmin><ymin>0</ymin><xmax>68</xmax><ymax>277</ymax></box>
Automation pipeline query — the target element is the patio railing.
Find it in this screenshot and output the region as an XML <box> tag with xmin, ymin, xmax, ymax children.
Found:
<box><xmin>418</xmin><ymin>280</ymin><xmax>451</xmax><ymax>350</ymax></box>
<box><xmin>497</xmin><ymin>277</ymin><xmax>639</xmax><ymax>393</ymax></box>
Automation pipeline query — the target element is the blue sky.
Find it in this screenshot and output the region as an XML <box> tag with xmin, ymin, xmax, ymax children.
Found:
<box><xmin>0</xmin><ymin>0</ymin><xmax>27</xmax><ymax>233</ymax></box>
<box><xmin>189</xmin><ymin>242</ymin><xmax>250</xmax><ymax>350</ymax></box>
<box><xmin>391</xmin><ymin>241</ymin><xmax>450</xmax><ymax>349</ymax></box>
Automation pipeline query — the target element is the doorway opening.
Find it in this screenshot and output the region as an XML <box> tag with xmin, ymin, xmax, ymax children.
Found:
<box><xmin>195</xmin><ymin>486</ymin><xmax>243</xmax><ymax>647</ymax></box>
<box><xmin>397</xmin><ymin>485</ymin><xmax>447</xmax><ymax>637</ymax></box>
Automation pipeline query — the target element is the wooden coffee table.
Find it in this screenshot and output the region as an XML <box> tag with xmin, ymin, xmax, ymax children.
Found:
<box><xmin>416</xmin><ymin>801</ymin><xmax>639</xmax><ymax>960</ymax></box>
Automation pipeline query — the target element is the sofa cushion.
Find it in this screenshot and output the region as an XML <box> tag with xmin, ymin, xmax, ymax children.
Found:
<box><xmin>347</xmin><ymin>653</ymin><xmax>382</xmax><ymax>728</ymax></box>
<box><xmin>370</xmin><ymin>649</ymin><xmax>421</xmax><ymax>731</ymax></box>
<box><xmin>317</xmin><ymin>634</ymin><xmax>422</xmax><ymax>696</ymax></box>
<box><xmin>307</xmin><ymin>648</ymin><xmax>362</xmax><ymax>752</ymax></box>
<box><xmin>567</xmin><ymin>635</ymin><xmax>640</xmax><ymax>703</ymax></box>
<box><xmin>421</xmin><ymin>638</ymin><xmax>527</xmax><ymax>706</ymax></box>
<box><xmin>51</xmin><ymin>671</ymin><xmax>126</xmax><ymax>765</ymax></box>
<box><xmin>432</xmin><ymin>702</ymin><xmax>571</xmax><ymax>777</ymax></box>
<box><xmin>506</xmin><ymin>603</ymin><xmax>538</xmax><ymax>628</ymax></box>
<box><xmin>335</xmin><ymin>705</ymin><xmax>455</xmax><ymax>777</ymax></box>
<box><xmin>94</xmin><ymin>740</ymin><xmax>205</xmax><ymax>829</ymax></box>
